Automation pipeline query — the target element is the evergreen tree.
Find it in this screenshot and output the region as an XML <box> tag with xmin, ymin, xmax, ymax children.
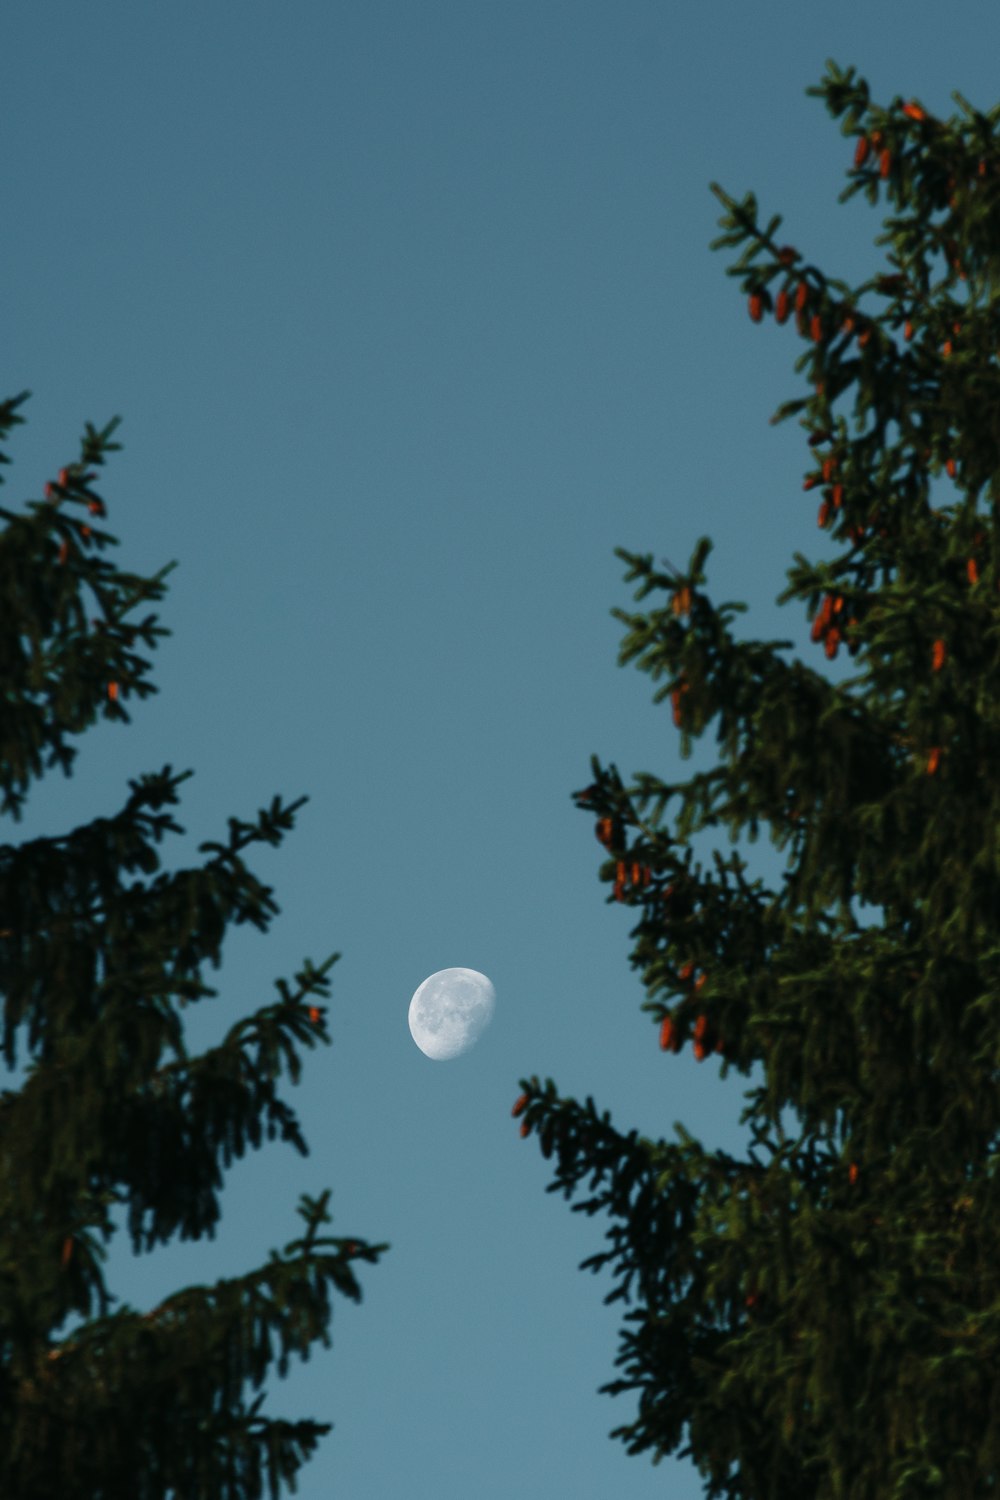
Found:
<box><xmin>0</xmin><ymin>395</ymin><xmax>386</xmax><ymax>1499</ymax></box>
<box><xmin>512</xmin><ymin>62</ymin><xmax>1000</xmax><ymax>1499</ymax></box>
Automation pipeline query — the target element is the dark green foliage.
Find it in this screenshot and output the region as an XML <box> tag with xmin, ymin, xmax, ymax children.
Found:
<box><xmin>515</xmin><ymin>62</ymin><xmax>1000</xmax><ymax>1499</ymax></box>
<box><xmin>0</xmin><ymin>399</ymin><xmax>386</xmax><ymax>1498</ymax></box>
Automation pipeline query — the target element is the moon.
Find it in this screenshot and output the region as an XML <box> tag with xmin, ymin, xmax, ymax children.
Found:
<box><xmin>408</xmin><ymin>968</ymin><xmax>496</xmax><ymax>1060</ymax></box>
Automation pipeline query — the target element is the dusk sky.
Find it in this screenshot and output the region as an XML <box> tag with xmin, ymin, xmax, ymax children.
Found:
<box><xmin>5</xmin><ymin>4</ymin><xmax>999</xmax><ymax>1496</ymax></box>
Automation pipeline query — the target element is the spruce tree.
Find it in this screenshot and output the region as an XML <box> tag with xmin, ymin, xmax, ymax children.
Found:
<box><xmin>512</xmin><ymin>62</ymin><xmax>1000</xmax><ymax>1499</ymax></box>
<box><xmin>0</xmin><ymin>394</ymin><xmax>386</xmax><ymax>1499</ymax></box>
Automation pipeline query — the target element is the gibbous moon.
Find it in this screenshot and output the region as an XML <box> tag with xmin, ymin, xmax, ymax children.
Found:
<box><xmin>408</xmin><ymin>968</ymin><xmax>496</xmax><ymax>1061</ymax></box>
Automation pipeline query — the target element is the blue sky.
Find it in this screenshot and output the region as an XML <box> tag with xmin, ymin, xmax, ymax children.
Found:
<box><xmin>5</xmin><ymin>4</ymin><xmax>999</xmax><ymax>1496</ymax></box>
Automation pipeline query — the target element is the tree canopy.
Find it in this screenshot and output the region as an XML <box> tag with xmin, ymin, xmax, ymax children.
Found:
<box><xmin>514</xmin><ymin>61</ymin><xmax>1000</xmax><ymax>1499</ymax></box>
<box><xmin>0</xmin><ymin>395</ymin><xmax>386</xmax><ymax>1499</ymax></box>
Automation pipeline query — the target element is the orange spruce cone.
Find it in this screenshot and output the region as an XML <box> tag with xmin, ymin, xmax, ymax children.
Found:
<box><xmin>854</xmin><ymin>136</ymin><xmax>870</xmax><ymax>167</ymax></box>
<box><xmin>810</xmin><ymin>594</ymin><xmax>833</xmax><ymax>642</ymax></box>
<box><xmin>659</xmin><ymin>1016</ymin><xmax>675</xmax><ymax>1051</ymax></box>
<box><xmin>595</xmin><ymin>817</ymin><xmax>614</xmax><ymax>846</ymax></box>
<box><xmin>511</xmin><ymin>1093</ymin><xmax>529</xmax><ymax>1117</ymax></box>
<box><xmin>775</xmin><ymin>287</ymin><xmax>790</xmax><ymax>323</ymax></box>
<box><xmin>927</xmin><ymin>747</ymin><xmax>941</xmax><ymax>775</ymax></box>
<box><xmin>932</xmin><ymin>639</ymin><xmax>945</xmax><ymax>672</ymax></box>
<box><xmin>749</xmin><ymin>292</ymin><xmax>763</xmax><ymax>322</ymax></box>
